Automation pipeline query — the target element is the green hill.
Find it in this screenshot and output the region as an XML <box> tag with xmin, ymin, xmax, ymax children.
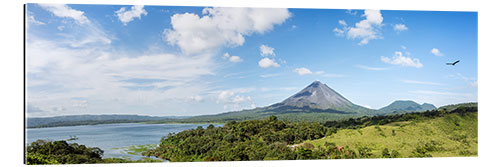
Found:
<box><xmin>300</xmin><ymin>105</ymin><xmax>477</xmax><ymax>158</ymax></box>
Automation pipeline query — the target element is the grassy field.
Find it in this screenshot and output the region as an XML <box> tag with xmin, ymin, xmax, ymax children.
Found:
<box><xmin>300</xmin><ymin>111</ymin><xmax>477</xmax><ymax>158</ymax></box>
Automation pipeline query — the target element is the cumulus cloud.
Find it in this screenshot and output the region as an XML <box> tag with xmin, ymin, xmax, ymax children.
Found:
<box><xmin>217</xmin><ymin>91</ymin><xmax>254</xmax><ymax>111</ymax></box>
<box><xmin>164</xmin><ymin>7</ymin><xmax>291</xmax><ymax>55</ymax></box>
<box><xmin>258</xmin><ymin>57</ymin><xmax>280</xmax><ymax>68</ymax></box>
<box><xmin>381</xmin><ymin>51</ymin><xmax>423</xmax><ymax>68</ymax></box>
<box><xmin>115</xmin><ymin>5</ymin><xmax>147</xmax><ymax>25</ymax></box>
<box><xmin>38</xmin><ymin>4</ymin><xmax>89</xmax><ymax>24</ymax></box>
<box><xmin>293</xmin><ymin>68</ymin><xmax>327</xmax><ymax>76</ymax></box>
<box><xmin>430</xmin><ymin>48</ymin><xmax>444</xmax><ymax>56</ymax></box>
<box><xmin>294</xmin><ymin>67</ymin><xmax>313</xmax><ymax>75</ymax></box>
<box><xmin>333</xmin><ymin>10</ymin><xmax>384</xmax><ymax>45</ymax></box>
<box><xmin>222</xmin><ymin>53</ymin><xmax>243</xmax><ymax>63</ymax></box>
<box><xmin>393</xmin><ymin>24</ymin><xmax>408</xmax><ymax>32</ymax></box>
<box><xmin>346</xmin><ymin>9</ymin><xmax>384</xmax><ymax>45</ymax></box>
<box><xmin>260</xmin><ymin>45</ymin><xmax>275</xmax><ymax>57</ymax></box>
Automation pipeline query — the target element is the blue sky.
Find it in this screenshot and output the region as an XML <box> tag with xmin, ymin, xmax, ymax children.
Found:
<box><xmin>25</xmin><ymin>4</ymin><xmax>477</xmax><ymax>117</ymax></box>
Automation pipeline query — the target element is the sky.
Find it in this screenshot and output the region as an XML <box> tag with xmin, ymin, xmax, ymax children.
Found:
<box><xmin>25</xmin><ymin>4</ymin><xmax>478</xmax><ymax>117</ymax></box>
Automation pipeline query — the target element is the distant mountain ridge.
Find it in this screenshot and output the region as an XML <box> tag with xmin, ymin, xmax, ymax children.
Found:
<box><xmin>378</xmin><ymin>100</ymin><xmax>437</xmax><ymax>114</ymax></box>
<box><xmin>27</xmin><ymin>114</ymin><xmax>189</xmax><ymax>128</ymax></box>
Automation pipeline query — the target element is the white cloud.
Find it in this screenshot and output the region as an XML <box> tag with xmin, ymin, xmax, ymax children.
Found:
<box><xmin>229</xmin><ymin>56</ymin><xmax>243</xmax><ymax>63</ymax></box>
<box><xmin>346</xmin><ymin>9</ymin><xmax>357</xmax><ymax>15</ymax></box>
<box><xmin>338</xmin><ymin>20</ymin><xmax>347</xmax><ymax>26</ymax></box>
<box><xmin>403</xmin><ymin>80</ymin><xmax>444</xmax><ymax>86</ymax></box>
<box><xmin>37</xmin><ymin>4</ymin><xmax>112</xmax><ymax>47</ymax></box>
<box><xmin>258</xmin><ymin>57</ymin><xmax>280</xmax><ymax>68</ymax></box>
<box><xmin>28</xmin><ymin>15</ymin><xmax>45</xmax><ymax>25</ymax></box>
<box><xmin>393</xmin><ymin>24</ymin><xmax>408</xmax><ymax>32</ymax></box>
<box><xmin>356</xmin><ymin>64</ymin><xmax>389</xmax><ymax>71</ymax></box>
<box><xmin>222</xmin><ymin>53</ymin><xmax>243</xmax><ymax>63</ymax></box>
<box><xmin>260</xmin><ymin>45</ymin><xmax>275</xmax><ymax>57</ymax></box>
<box><xmin>188</xmin><ymin>95</ymin><xmax>204</xmax><ymax>102</ymax></box>
<box><xmin>38</xmin><ymin>4</ymin><xmax>89</xmax><ymax>24</ymax></box>
<box><xmin>26</xmin><ymin>35</ymin><xmax>216</xmax><ymax>116</ymax></box>
<box><xmin>115</xmin><ymin>5</ymin><xmax>148</xmax><ymax>26</ymax></box>
<box><xmin>217</xmin><ymin>91</ymin><xmax>254</xmax><ymax>111</ymax></box>
<box><xmin>164</xmin><ymin>7</ymin><xmax>290</xmax><ymax>55</ymax></box>
<box><xmin>381</xmin><ymin>51</ymin><xmax>423</xmax><ymax>68</ymax></box>
<box><xmin>333</xmin><ymin>28</ymin><xmax>345</xmax><ymax>36</ymax></box>
<box><xmin>293</xmin><ymin>68</ymin><xmax>327</xmax><ymax>76</ymax></box>
<box><xmin>294</xmin><ymin>67</ymin><xmax>313</xmax><ymax>75</ymax></box>
<box><xmin>345</xmin><ymin>9</ymin><xmax>384</xmax><ymax>45</ymax></box>
<box><xmin>430</xmin><ymin>48</ymin><xmax>444</xmax><ymax>56</ymax></box>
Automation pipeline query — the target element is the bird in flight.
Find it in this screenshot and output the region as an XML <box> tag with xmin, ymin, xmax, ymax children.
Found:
<box><xmin>446</xmin><ymin>60</ymin><xmax>460</xmax><ymax>66</ymax></box>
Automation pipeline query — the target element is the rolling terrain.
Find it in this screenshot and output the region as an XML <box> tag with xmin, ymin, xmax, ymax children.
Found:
<box><xmin>301</xmin><ymin>104</ymin><xmax>477</xmax><ymax>158</ymax></box>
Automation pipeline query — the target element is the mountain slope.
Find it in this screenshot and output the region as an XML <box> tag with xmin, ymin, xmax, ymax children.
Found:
<box><xmin>279</xmin><ymin>81</ymin><xmax>354</xmax><ymax>110</ymax></box>
<box><xmin>378</xmin><ymin>100</ymin><xmax>436</xmax><ymax>114</ymax></box>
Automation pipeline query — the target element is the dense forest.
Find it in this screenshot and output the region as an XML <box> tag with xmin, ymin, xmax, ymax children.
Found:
<box><xmin>143</xmin><ymin>104</ymin><xmax>477</xmax><ymax>161</ymax></box>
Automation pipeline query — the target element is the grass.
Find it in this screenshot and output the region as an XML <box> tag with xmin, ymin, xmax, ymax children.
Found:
<box><xmin>113</xmin><ymin>144</ymin><xmax>158</xmax><ymax>156</ymax></box>
<box><xmin>300</xmin><ymin>112</ymin><xmax>477</xmax><ymax>158</ymax></box>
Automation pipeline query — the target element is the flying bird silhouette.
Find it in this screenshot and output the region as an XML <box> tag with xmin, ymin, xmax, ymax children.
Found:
<box><xmin>446</xmin><ymin>60</ymin><xmax>460</xmax><ymax>66</ymax></box>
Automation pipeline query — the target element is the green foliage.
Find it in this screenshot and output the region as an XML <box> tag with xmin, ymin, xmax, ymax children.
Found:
<box><xmin>26</xmin><ymin>140</ymin><xmax>104</xmax><ymax>164</ymax></box>
<box><xmin>144</xmin><ymin>116</ymin><xmax>329</xmax><ymax>161</ymax></box>
<box><xmin>26</xmin><ymin>152</ymin><xmax>59</xmax><ymax>165</ymax></box>
<box><xmin>26</xmin><ymin>140</ymin><xmax>162</xmax><ymax>164</ymax></box>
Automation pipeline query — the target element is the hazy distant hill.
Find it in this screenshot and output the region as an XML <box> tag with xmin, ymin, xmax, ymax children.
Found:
<box><xmin>26</xmin><ymin>115</ymin><xmax>189</xmax><ymax>128</ymax></box>
<box><xmin>378</xmin><ymin>100</ymin><xmax>437</xmax><ymax>114</ymax></box>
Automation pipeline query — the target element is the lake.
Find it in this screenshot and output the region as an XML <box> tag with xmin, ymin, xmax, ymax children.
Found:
<box><xmin>26</xmin><ymin>123</ymin><xmax>222</xmax><ymax>160</ymax></box>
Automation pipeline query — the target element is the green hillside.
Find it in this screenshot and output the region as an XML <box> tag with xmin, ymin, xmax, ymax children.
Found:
<box><xmin>301</xmin><ymin>107</ymin><xmax>477</xmax><ymax>158</ymax></box>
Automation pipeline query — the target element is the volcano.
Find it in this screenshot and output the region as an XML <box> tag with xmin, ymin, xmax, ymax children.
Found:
<box><xmin>280</xmin><ymin>80</ymin><xmax>355</xmax><ymax>110</ymax></box>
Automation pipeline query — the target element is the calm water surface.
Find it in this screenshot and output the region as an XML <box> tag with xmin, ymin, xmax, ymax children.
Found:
<box><xmin>26</xmin><ymin>123</ymin><xmax>222</xmax><ymax>160</ymax></box>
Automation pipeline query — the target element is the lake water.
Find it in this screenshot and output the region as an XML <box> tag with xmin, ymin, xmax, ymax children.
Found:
<box><xmin>26</xmin><ymin>123</ymin><xmax>222</xmax><ymax>160</ymax></box>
